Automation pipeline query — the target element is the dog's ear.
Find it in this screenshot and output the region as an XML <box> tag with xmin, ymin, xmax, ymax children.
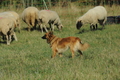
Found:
<box><xmin>49</xmin><ymin>31</ymin><xmax>53</xmax><ymax>35</ymax></box>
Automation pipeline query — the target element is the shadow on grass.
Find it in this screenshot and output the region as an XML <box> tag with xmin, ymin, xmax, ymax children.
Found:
<box><xmin>0</xmin><ymin>41</ymin><xmax>6</xmax><ymax>44</ymax></box>
<box><xmin>22</xmin><ymin>27</ymin><xmax>52</xmax><ymax>32</ymax></box>
<box><xmin>77</xmin><ymin>28</ymin><xmax>104</xmax><ymax>34</ymax></box>
<box><xmin>0</xmin><ymin>36</ymin><xmax>16</xmax><ymax>45</ymax></box>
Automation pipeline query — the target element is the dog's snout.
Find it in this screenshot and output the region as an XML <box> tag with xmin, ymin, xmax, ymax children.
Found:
<box><xmin>41</xmin><ymin>35</ymin><xmax>46</xmax><ymax>39</ymax></box>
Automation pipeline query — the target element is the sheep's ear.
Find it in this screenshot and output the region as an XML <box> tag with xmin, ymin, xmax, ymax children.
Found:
<box><xmin>77</xmin><ymin>20</ymin><xmax>82</xmax><ymax>24</ymax></box>
<box><xmin>79</xmin><ymin>20</ymin><xmax>82</xmax><ymax>23</ymax></box>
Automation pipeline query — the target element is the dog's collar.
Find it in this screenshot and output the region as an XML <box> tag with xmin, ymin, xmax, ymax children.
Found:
<box><xmin>50</xmin><ymin>36</ymin><xmax>58</xmax><ymax>47</ymax></box>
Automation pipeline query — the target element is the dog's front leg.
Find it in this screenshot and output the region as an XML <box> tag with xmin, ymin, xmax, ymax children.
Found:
<box><xmin>70</xmin><ymin>47</ymin><xmax>75</xmax><ymax>58</ymax></box>
<box><xmin>71</xmin><ymin>51</ymin><xmax>75</xmax><ymax>58</ymax></box>
<box><xmin>51</xmin><ymin>49</ymin><xmax>57</xmax><ymax>58</ymax></box>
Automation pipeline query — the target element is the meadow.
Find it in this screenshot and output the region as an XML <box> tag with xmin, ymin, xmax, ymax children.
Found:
<box><xmin>0</xmin><ymin>4</ymin><xmax>120</xmax><ymax>80</ymax></box>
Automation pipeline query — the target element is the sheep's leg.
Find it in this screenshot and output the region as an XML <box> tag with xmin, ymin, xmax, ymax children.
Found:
<box><xmin>39</xmin><ymin>24</ymin><xmax>43</xmax><ymax>33</ymax></box>
<box><xmin>99</xmin><ymin>19</ymin><xmax>106</xmax><ymax>29</ymax></box>
<box><xmin>102</xmin><ymin>17</ymin><xmax>107</xmax><ymax>29</ymax></box>
<box><xmin>102</xmin><ymin>24</ymin><xmax>105</xmax><ymax>29</ymax></box>
<box><xmin>49</xmin><ymin>23</ymin><xmax>52</xmax><ymax>31</ymax></box>
<box><xmin>102</xmin><ymin>21</ymin><xmax>105</xmax><ymax>29</ymax></box>
<box><xmin>0</xmin><ymin>35</ymin><xmax>2</xmax><ymax>41</ymax></box>
<box><xmin>32</xmin><ymin>23</ymin><xmax>36</xmax><ymax>31</ymax></box>
<box><xmin>43</xmin><ymin>25</ymin><xmax>48</xmax><ymax>32</ymax></box>
<box><xmin>6</xmin><ymin>35</ymin><xmax>10</xmax><ymax>45</ymax></box>
<box><xmin>13</xmin><ymin>32</ymin><xmax>18</xmax><ymax>41</ymax></box>
<box><xmin>49</xmin><ymin>23</ymin><xmax>54</xmax><ymax>31</ymax></box>
<box><xmin>90</xmin><ymin>24</ymin><xmax>94</xmax><ymax>30</ymax></box>
<box><xmin>18</xmin><ymin>20</ymin><xmax>21</xmax><ymax>33</ymax></box>
<box><xmin>27</xmin><ymin>24</ymin><xmax>31</xmax><ymax>31</ymax></box>
<box><xmin>16</xmin><ymin>20</ymin><xmax>21</xmax><ymax>33</ymax></box>
<box><xmin>31</xmin><ymin>19</ymin><xmax>35</xmax><ymax>30</ymax></box>
<box><xmin>90</xmin><ymin>25</ymin><xmax>92</xmax><ymax>30</ymax></box>
<box><xmin>0</xmin><ymin>33</ymin><xmax>5</xmax><ymax>41</ymax></box>
<box><xmin>9</xmin><ymin>35</ymin><xmax>12</xmax><ymax>43</ymax></box>
<box><xmin>95</xmin><ymin>24</ymin><xmax>98</xmax><ymax>30</ymax></box>
<box><xmin>90</xmin><ymin>24</ymin><xmax>97</xmax><ymax>30</ymax></box>
<box><xmin>51</xmin><ymin>24</ymin><xmax>55</xmax><ymax>31</ymax></box>
<box><xmin>93</xmin><ymin>25</ymin><xmax>96</xmax><ymax>30</ymax></box>
<box><xmin>34</xmin><ymin>23</ymin><xmax>37</xmax><ymax>30</ymax></box>
<box><xmin>10</xmin><ymin>31</ymin><xmax>17</xmax><ymax>41</ymax></box>
<box><xmin>26</xmin><ymin>19</ymin><xmax>31</xmax><ymax>31</ymax></box>
<box><xmin>100</xmin><ymin>22</ymin><xmax>105</xmax><ymax>29</ymax></box>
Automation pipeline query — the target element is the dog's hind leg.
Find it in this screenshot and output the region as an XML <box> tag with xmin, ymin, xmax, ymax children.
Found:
<box><xmin>59</xmin><ymin>53</ymin><xmax>63</xmax><ymax>57</ymax></box>
<box><xmin>78</xmin><ymin>50</ymin><xmax>83</xmax><ymax>56</ymax></box>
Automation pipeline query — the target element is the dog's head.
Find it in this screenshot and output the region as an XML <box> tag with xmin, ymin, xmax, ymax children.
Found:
<box><xmin>42</xmin><ymin>31</ymin><xmax>53</xmax><ymax>39</ymax></box>
<box><xmin>42</xmin><ymin>31</ymin><xmax>54</xmax><ymax>43</ymax></box>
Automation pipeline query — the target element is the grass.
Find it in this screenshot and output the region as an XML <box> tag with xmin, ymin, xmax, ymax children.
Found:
<box><xmin>0</xmin><ymin>4</ymin><xmax>120</xmax><ymax>80</ymax></box>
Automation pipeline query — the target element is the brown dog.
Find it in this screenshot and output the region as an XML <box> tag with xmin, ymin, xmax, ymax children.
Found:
<box><xmin>42</xmin><ymin>32</ymin><xmax>89</xmax><ymax>58</ymax></box>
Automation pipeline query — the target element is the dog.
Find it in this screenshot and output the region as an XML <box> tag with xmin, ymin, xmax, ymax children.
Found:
<box><xmin>42</xmin><ymin>31</ymin><xmax>89</xmax><ymax>58</ymax></box>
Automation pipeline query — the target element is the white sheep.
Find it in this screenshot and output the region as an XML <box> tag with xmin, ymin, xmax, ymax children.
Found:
<box><xmin>76</xmin><ymin>6</ymin><xmax>107</xmax><ymax>30</ymax></box>
<box><xmin>6</xmin><ymin>11</ymin><xmax>21</xmax><ymax>32</ymax></box>
<box><xmin>38</xmin><ymin>10</ymin><xmax>63</xmax><ymax>33</ymax></box>
<box><xmin>21</xmin><ymin>7</ymin><xmax>39</xmax><ymax>31</ymax></box>
<box><xmin>0</xmin><ymin>17</ymin><xmax>17</xmax><ymax>45</ymax></box>
<box><xmin>0</xmin><ymin>11</ymin><xmax>20</xmax><ymax>32</ymax></box>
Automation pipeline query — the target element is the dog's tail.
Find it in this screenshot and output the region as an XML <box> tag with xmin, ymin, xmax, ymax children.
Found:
<box><xmin>80</xmin><ymin>42</ymin><xmax>89</xmax><ymax>51</ymax></box>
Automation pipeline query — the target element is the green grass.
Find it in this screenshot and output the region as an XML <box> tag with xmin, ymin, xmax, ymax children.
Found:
<box><xmin>0</xmin><ymin>5</ymin><xmax>120</xmax><ymax>80</ymax></box>
<box><xmin>0</xmin><ymin>24</ymin><xmax>120</xmax><ymax>80</ymax></box>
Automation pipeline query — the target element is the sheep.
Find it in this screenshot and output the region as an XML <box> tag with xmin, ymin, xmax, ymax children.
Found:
<box><xmin>0</xmin><ymin>17</ymin><xmax>17</xmax><ymax>45</ymax></box>
<box><xmin>76</xmin><ymin>6</ymin><xmax>107</xmax><ymax>31</ymax></box>
<box><xmin>6</xmin><ymin>11</ymin><xmax>21</xmax><ymax>33</ymax></box>
<box><xmin>21</xmin><ymin>7</ymin><xmax>39</xmax><ymax>31</ymax></box>
<box><xmin>0</xmin><ymin>11</ymin><xmax>20</xmax><ymax>32</ymax></box>
<box><xmin>38</xmin><ymin>10</ymin><xmax>63</xmax><ymax>33</ymax></box>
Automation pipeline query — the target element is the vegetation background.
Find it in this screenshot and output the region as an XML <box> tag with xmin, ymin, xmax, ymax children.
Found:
<box><xmin>0</xmin><ymin>0</ymin><xmax>120</xmax><ymax>80</ymax></box>
<box><xmin>0</xmin><ymin>0</ymin><xmax>120</xmax><ymax>9</ymax></box>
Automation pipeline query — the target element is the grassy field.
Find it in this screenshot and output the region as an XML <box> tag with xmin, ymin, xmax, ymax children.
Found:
<box><xmin>0</xmin><ymin>4</ymin><xmax>120</xmax><ymax>80</ymax></box>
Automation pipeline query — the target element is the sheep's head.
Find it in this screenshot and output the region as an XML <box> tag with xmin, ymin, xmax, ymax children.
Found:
<box><xmin>57</xmin><ymin>24</ymin><xmax>63</xmax><ymax>31</ymax></box>
<box><xmin>76</xmin><ymin>20</ymin><xmax>83</xmax><ymax>30</ymax></box>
